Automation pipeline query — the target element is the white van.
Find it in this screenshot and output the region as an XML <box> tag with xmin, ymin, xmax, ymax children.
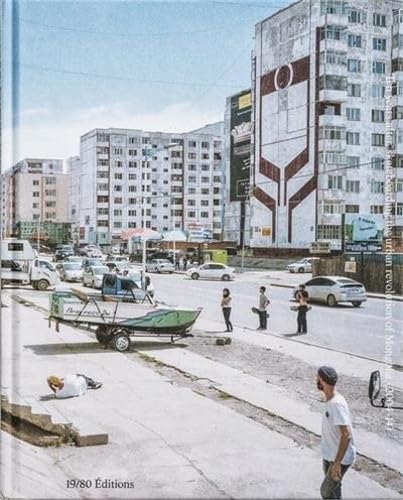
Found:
<box><xmin>1</xmin><ymin>239</ymin><xmax>60</xmax><ymax>290</ymax></box>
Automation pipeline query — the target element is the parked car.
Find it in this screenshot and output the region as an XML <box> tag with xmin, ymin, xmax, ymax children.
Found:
<box><xmin>64</xmin><ymin>256</ymin><xmax>84</xmax><ymax>263</ymax></box>
<box><xmin>81</xmin><ymin>258</ymin><xmax>102</xmax><ymax>270</ymax></box>
<box><xmin>292</xmin><ymin>276</ymin><xmax>367</xmax><ymax>307</ymax></box>
<box><xmin>82</xmin><ymin>265</ymin><xmax>110</xmax><ymax>289</ymax></box>
<box><xmin>58</xmin><ymin>262</ymin><xmax>83</xmax><ymax>282</ymax></box>
<box><xmin>54</xmin><ymin>246</ymin><xmax>74</xmax><ymax>261</ymax></box>
<box><xmin>106</xmin><ymin>254</ymin><xmax>128</xmax><ymax>262</ymax></box>
<box><xmin>186</xmin><ymin>263</ymin><xmax>235</xmax><ymax>281</ymax></box>
<box><xmin>287</xmin><ymin>257</ymin><xmax>320</xmax><ymax>273</ymax></box>
<box><xmin>146</xmin><ymin>259</ymin><xmax>175</xmax><ymax>273</ymax></box>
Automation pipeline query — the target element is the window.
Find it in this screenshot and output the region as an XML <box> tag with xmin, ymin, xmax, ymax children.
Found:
<box><xmin>33</xmin><ymin>214</ymin><xmax>40</xmax><ymax>220</ymax></box>
<box><xmin>371</xmin><ymin>180</ymin><xmax>384</xmax><ymax>193</ymax></box>
<box><xmin>45</xmin><ymin>177</ymin><xmax>56</xmax><ymax>185</ymax></box>
<box><xmin>201</xmin><ymin>188</ymin><xmax>210</xmax><ymax>195</ymax></box>
<box><xmin>201</xmin><ymin>200</ymin><xmax>209</xmax><ymax>206</ymax></box>
<box><xmin>323</xmin><ymin>203</ymin><xmax>343</xmax><ymax>214</ymax></box>
<box><xmin>373</xmin><ymin>38</ymin><xmax>386</xmax><ymax>51</ymax></box>
<box><xmin>128</xmin><ymin>173</ymin><xmax>136</xmax><ymax>180</ymax></box>
<box><xmin>345</xmin><ymin>204</ymin><xmax>359</xmax><ymax>213</ymax></box>
<box><xmin>114</xmin><ymin>160</ymin><xmax>123</xmax><ymax>168</ymax></box>
<box><xmin>393</xmin><ymin>9</ymin><xmax>403</xmax><ymax>24</ymax></box>
<box><xmin>98</xmin><ymin>159</ymin><xmax>108</xmax><ymax>166</ymax></box>
<box><xmin>319</xmin><ymin>75</ymin><xmax>347</xmax><ymax>91</ymax></box>
<box><xmin>188</xmin><ymin>164</ymin><xmax>197</xmax><ymax>171</ymax></box>
<box><xmin>371</xmin><ymin>205</ymin><xmax>384</xmax><ymax>214</ymax></box>
<box><xmin>187</xmin><ymin>211</ymin><xmax>196</xmax><ymax>218</ymax></box>
<box><xmin>213</xmin><ymin>176</ymin><xmax>221</xmax><ymax>183</ymax></box>
<box><xmin>113</xmin><ymin>148</ymin><xmax>123</xmax><ymax>155</ymax></box>
<box><xmin>201</xmin><ymin>164</ymin><xmax>210</xmax><ymax>171</ymax></box>
<box><xmin>32</xmin><ymin>202</ymin><xmax>39</xmax><ymax>208</ymax></box>
<box><xmin>128</xmin><ymin>149</ymin><xmax>137</xmax><ymax>156</ymax></box>
<box><xmin>320</xmin><ymin>25</ymin><xmax>346</xmax><ymax>41</ymax></box>
<box><xmin>201</xmin><ymin>141</ymin><xmax>209</xmax><ymax>148</ymax></box>
<box><xmin>320</xmin><ymin>127</ymin><xmax>344</xmax><ymax>140</ymax></box>
<box><xmin>128</xmin><ymin>137</ymin><xmax>137</xmax><ymax>144</ymax></box>
<box><xmin>348</xmin><ymin>34</ymin><xmax>362</xmax><ymax>48</ymax></box>
<box><xmin>188</xmin><ymin>153</ymin><xmax>196</xmax><ymax>160</ymax></box>
<box><xmin>141</xmin><ymin>137</ymin><xmax>151</xmax><ymax>144</ymax></box>
<box><xmin>113</xmin><ymin>221</ymin><xmax>122</xmax><ymax>228</ymax></box>
<box><xmin>347</xmin><ymin>83</ymin><xmax>361</xmax><ymax>97</ymax></box>
<box><xmin>346</xmin><ymin>108</ymin><xmax>360</xmax><ymax>121</ymax></box>
<box><xmin>200</xmin><ymin>212</ymin><xmax>209</xmax><ymax>218</ymax></box>
<box><xmin>346</xmin><ymin>180</ymin><xmax>360</xmax><ymax>193</ymax></box>
<box><xmin>97</xmin><ymin>171</ymin><xmax>108</xmax><ymax>178</ymax></box>
<box><xmin>372</xmin><ymin>61</ymin><xmax>386</xmax><ymax>74</ymax></box>
<box><xmin>328</xmin><ymin>175</ymin><xmax>343</xmax><ymax>189</ymax></box>
<box><xmin>392</xmin><ymin>58</ymin><xmax>403</xmax><ymax>72</ymax></box>
<box><xmin>114</xmin><ymin>197</ymin><xmax>122</xmax><ymax>204</ymax></box>
<box><xmin>171</xmin><ymin>151</ymin><xmax>181</xmax><ymax>158</ymax></box>
<box><xmin>372</xmin><ymin>134</ymin><xmax>385</xmax><ymax>147</ymax></box>
<box><xmin>114</xmin><ymin>173</ymin><xmax>123</xmax><ymax>180</ymax></box>
<box><xmin>188</xmin><ymin>187</ymin><xmax>196</xmax><ymax>194</ymax></box>
<box><xmin>128</xmin><ymin>185</ymin><xmax>136</xmax><ymax>192</ymax></box>
<box><xmin>188</xmin><ymin>176</ymin><xmax>196</xmax><ymax>183</ymax></box>
<box><xmin>187</xmin><ymin>199</ymin><xmax>196</xmax><ymax>206</ymax></box>
<box><xmin>213</xmin><ymin>187</ymin><xmax>220</xmax><ymax>194</ymax></box>
<box><xmin>395</xmin><ymin>179</ymin><xmax>403</xmax><ymax>192</ymax></box>
<box><xmin>97</xmin><ymin>196</ymin><xmax>109</xmax><ymax>203</ymax></box>
<box><xmin>392</xmin><ymin>106</ymin><xmax>403</xmax><ymax>120</ymax></box>
<box><xmin>114</xmin><ymin>185</ymin><xmax>122</xmax><ymax>192</ymax></box>
<box><xmin>33</xmin><ymin>180</ymin><xmax>39</xmax><ymax>186</ymax></box>
<box><xmin>201</xmin><ymin>153</ymin><xmax>209</xmax><ymax>160</ymax></box>
<box><xmin>97</xmin><ymin>183</ymin><xmax>108</xmax><ymax>191</ymax></box>
<box><xmin>372</xmin><ymin>84</ymin><xmax>385</xmax><ymax>98</ymax></box>
<box><xmin>320</xmin><ymin>51</ymin><xmax>347</xmax><ymax>66</ymax></box>
<box><xmin>97</xmin><ymin>208</ymin><xmax>108</xmax><ymax>215</ymax></box>
<box><xmin>371</xmin><ymin>109</ymin><xmax>385</xmax><ymax>123</ymax></box>
<box><xmin>346</xmin><ymin>132</ymin><xmax>360</xmax><ymax>145</ymax></box>
<box><xmin>347</xmin><ymin>59</ymin><xmax>362</xmax><ymax>73</ymax></box>
<box><xmin>213</xmin><ymin>199</ymin><xmax>221</xmax><ymax>206</ymax></box>
<box><xmin>317</xmin><ymin>225</ymin><xmax>341</xmax><ymax>239</ymax></box>
<box><xmin>348</xmin><ymin>9</ymin><xmax>363</xmax><ymax>23</ymax></box>
<box><xmin>188</xmin><ymin>141</ymin><xmax>197</xmax><ymax>147</ymax></box>
<box><xmin>45</xmin><ymin>201</ymin><xmax>56</xmax><ymax>207</ymax></box>
<box><xmin>373</xmin><ymin>13</ymin><xmax>386</xmax><ymax>27</ymax></box>
<box><xmin>45</xmin><ymin>189</ymin><xmax>56</xmax><ymax>196</ymax></box>
<box><xmin>201</xmin><ymin>176</ymin><xmax>210</xmax><ymax>183</ymax></box>
<box><xmin>346</xmin><ymin>156</ymin><xmax>359</xmax><ymax>169</ymax></box>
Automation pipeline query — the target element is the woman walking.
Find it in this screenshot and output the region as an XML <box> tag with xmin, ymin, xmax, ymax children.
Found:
<box><xmin>221</xmin><ymin>288</ymin><xmax>233</xmax><ymax>332</ymax></box>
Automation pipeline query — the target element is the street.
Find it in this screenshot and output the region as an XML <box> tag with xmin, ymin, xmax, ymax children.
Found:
<box><xmin>1</xmin><ymin>271</ymin><xmax>402</xmax><ymax>498</ymax></box>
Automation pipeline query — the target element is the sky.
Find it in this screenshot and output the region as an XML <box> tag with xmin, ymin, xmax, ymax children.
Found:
<box><xmin>2</xmin><ymin>0</ymin><xmax>290</xmax><ymax>166</ymax></box>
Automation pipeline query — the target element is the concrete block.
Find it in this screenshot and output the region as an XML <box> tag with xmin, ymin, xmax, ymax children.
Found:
<box><xmin>74</xmin><ymin>432</ymin><xmax>108</xmax><ymax>447</ymax></box>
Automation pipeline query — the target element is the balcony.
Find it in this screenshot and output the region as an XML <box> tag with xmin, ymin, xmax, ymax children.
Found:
<box><xmin>97</xmin><ymin>154</ymin><xmax>109</xmax><ymax>161</ymax></box>
<box><xmin>318</xmin><ymin>114</ymin><xmax>344</xmax><ymax>127</ymax></box>
<box><xmin>319</xmin><ymin>88</ymin><xmax>347</xmax><ymax>103</ymax></box>
<box><xmin>318</xmin><ymin>139</ymin><xmax>345</xmax><ymax>153</ymax></box>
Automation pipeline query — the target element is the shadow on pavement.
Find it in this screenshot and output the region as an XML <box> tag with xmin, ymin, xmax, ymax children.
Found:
<box><xmin>25</xmin><ymin>340</ymin><xmax>188</xmax><ymax>356</ymax></box>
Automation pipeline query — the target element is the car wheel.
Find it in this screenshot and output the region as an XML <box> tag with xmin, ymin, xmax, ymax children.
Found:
<box><xmin>36</xmin><ymin>279</ymin><xmax>49</xmax><ymax>291</ymax></box>
<box><xmin>191</xmin><ymin>272</ymin><xmax>199</xmax><ymax>280</ymax></box>
<box><xmin>352</xmin><ymin>301</ymin><xmax>362</xmax><ymax>307</ymax></box>
<box><xmin>222</xmin><ymin>274</ymin><xmax>230</xmax><ymax>281</ymax></box>
<box><xmin>327</xmin><ymin>294</ymin><xmax>337</xmax><ymax>307</ymax></box>
<box><xmin>298</xmin><ymin>268</ymin><xmax>304</xmax><ymax>273</ymax></box>
<box><xmin>112</xmin><ymin>332</ymin><xmax>131</xmax><ymax>352</ymax></box>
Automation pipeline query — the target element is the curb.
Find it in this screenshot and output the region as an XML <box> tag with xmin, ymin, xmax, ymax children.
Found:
<box><xmin>269</xmin><ymin>282</ymin><xmax>403</xmax><ymax>301</ymax></box>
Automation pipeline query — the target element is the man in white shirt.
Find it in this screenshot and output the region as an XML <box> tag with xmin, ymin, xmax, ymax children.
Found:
<box><xmin>317</xmin><ymin>366</ymin><xmax>356</xmax><ymax>499</ymax></box>
<box><xmin>47</xmin><ymin>374</ymin><xmax>102</xmax><ymax>399</ymax></box>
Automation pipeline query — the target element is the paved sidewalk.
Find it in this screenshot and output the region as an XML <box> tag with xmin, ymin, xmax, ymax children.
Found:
<box><xmin>1</xmin><ymin>296</ymin><xmax>399</xmax><ymax>499</ymax></box>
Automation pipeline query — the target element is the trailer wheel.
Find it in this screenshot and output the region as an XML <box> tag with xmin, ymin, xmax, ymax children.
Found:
<box><xmin>95</xmin><ymin>327</ymin><xmax>111</xmax><ymax>345</ymax></box>
<box><xmin>112</xmin><ymin>332</ymin><xmax>131</xmax><ymax>352</ymax></box>
<box><xmin>36</xmin><ymin>279</ymin><xmax>49</xmax><ymax>291</ymax></box>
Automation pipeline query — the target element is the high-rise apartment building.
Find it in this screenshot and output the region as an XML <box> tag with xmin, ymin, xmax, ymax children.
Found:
<box><xmin>75</xmin><ymin>125</ymin><xmax>224</xmax><ymax>247</ymax></box>
<box><xmin>250</xmin><ymin>0</ymin><xmax>403</xmax><ymax>251</ymax></box>
<box><xmin>1</xmin><ymin>158</ymin><xmax>69</xmax><ymax>241</ymax></box>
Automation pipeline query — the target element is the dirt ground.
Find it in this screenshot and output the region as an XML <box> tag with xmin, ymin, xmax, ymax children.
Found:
<box><xmin>183</xmin><ymin>335</ymin><xmax>403</xmax><ymax>444</ymax></box>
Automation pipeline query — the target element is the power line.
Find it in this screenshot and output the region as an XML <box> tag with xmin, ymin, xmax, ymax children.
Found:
<box><xmin>21</xmin><ymin>63</ymin><xmax>242</xmax><ymax>88</ymax></box>
<box><xmin>18</xmin><ymin>13</ymin><xmax>277</xmax><ymax>38</ymax></box>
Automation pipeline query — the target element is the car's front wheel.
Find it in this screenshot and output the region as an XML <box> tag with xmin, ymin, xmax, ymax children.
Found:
<box><xmin>327</xmin><ymin>294</ymin><xmax>337</xmax><ymax>307</ymax></box>
<box><xmin>352</xmin><ymin>301</ymin><xmax>362</xmax><ymax>307</ymax></box>
<box><xmin>36</xmin><ymin>279</ymin><xmax>49</xmax><ymax>291</ymax></box>
<box><xmin>222</xmin><ymin>274</ymin><xmax>230</xmax><ymax>281</ymax></box>
<box><xmin>191</xmin><ymin>272</ymin><xmax>199</xmax><ymax>280</ymax></box>
<box><xmin>298</xmin><ymin>267</ymin><xmax>305</xmax><ymax>273</ymax></box>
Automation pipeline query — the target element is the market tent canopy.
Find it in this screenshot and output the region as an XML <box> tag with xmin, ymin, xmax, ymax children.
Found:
<box><xmin>121</xmin><ymin>228</ymin><xmax>161</xmax><ymax>241</ymax></box>
<box><xmin>162</xmin><ymin>230</ymin><xmax>187</xmax><ymax>242</ymax></box>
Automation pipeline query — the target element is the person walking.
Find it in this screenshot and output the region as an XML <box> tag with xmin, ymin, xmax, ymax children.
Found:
<box><xmin>316</xmin><ymin>366</ymin><xmax>356</xmax><ymax>499</ymax></box>
<box><xmin>296</xmin><ymin>284</ymin><xmax>309</xmax><ymax>334</ymax></box>
<box><xmin>221</xmin><ymin>288</ymin><xmax>233</xmax><ymax>332</ymax></box>
<box><xmin>183</xmin><ymin>257</ymin><xmax>188</xmax><ymax>271</ymax></box>
<box><xmin>257</xmin><ymin>286</ymin><xmax>270</xmax><ymax>331</ymax></box>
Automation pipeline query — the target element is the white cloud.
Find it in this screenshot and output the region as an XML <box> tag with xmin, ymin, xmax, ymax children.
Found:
<box><xmin>2</xmin><ymin>102</ymin><xmax>223</xmax><ymax>169</ymax></box>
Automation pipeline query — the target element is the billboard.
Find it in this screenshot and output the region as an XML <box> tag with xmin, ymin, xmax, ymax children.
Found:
<box><xmin>344</xmin><ymin>214</ymin><xmax>383</xmax><ymax>252</ymax></box>
<box><xmin>230</xmin><ymin>90</ymin><xmax>252</xmax><ymax>201</ymax></box>
<box><xmin>186</xmin><ymin>223</ymin><xmax>212</xmax><ymax>242</ymax></box>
